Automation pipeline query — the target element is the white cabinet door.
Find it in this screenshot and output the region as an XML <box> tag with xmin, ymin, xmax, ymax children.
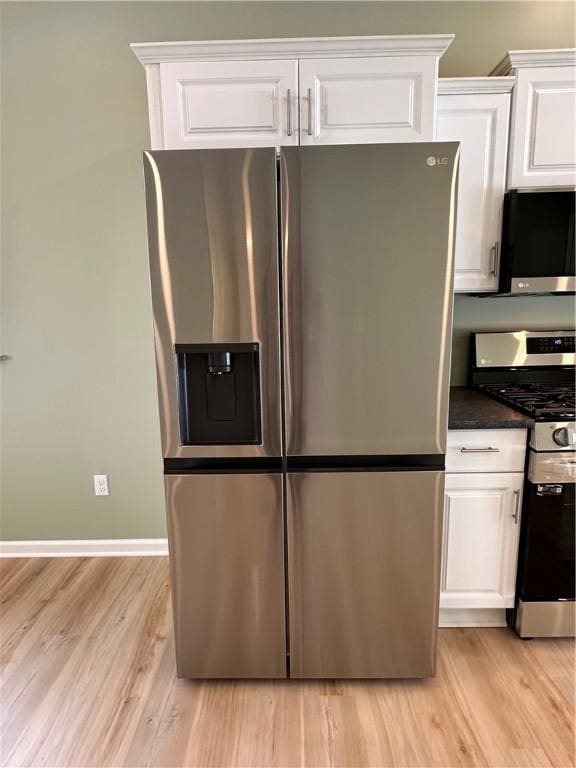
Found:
<box><xmin>299</xmin><ymin>56</ymin><xmax>437</xmax><ymax>145</ymax></box>
<box><xmin>159</xmin><ymin>60</ymin><xmax>299</xmax><ymax>149</ymax></box>
<box><xmin>440</xmin><ymin>473</ymin><xmax>523</xmax><ymax>609</ymax></box>
<box><xmin>508</xmin><ymin>65</ymin><xmax>576</xmax><ymax>188</ymax></box>
<box><xmin>437</xmin><ymin>90</ymin><xmax>510</xmax><ymax>292</ymax></box>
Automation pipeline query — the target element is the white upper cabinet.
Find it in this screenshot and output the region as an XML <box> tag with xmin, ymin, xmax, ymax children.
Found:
<box><xmin>159</xmin><ymin>60</ymin><xmax>299</xmax><ymax>149</ymax></box>
<box><xmin>299</xmin><ymin>55</ymin><xmax>437</xmax><ymax>145</ymax></box>
<box><xmin>492</xmin><ymin>50</ymin><xmax>576</xmax><ymax>188</ymax></box>
<box><xmin>131</xmin><ymin>35</ymin><xmax>453</xmax><ymax>149</ymax></box>
<box><xmin>437</xmin><ymin>79</ymin><xmax>513</xmax><ymax>292</ymax></box>
<box><xmin>441</xmin><ymin>472</ymin><xmax>523</xmax><ymax>610</ymax></box>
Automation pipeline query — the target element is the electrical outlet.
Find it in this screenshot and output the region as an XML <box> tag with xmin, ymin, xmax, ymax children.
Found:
<box><xmin>93</xmin><ymin>474</ymin><xmax>109</xmax><ymax>496</ymax></box>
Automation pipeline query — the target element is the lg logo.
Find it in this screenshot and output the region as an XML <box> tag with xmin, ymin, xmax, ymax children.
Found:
<box><xmin>426</xmin><ymin>156</ymin><xmax>449</xmax><ymax>167</ymax></box>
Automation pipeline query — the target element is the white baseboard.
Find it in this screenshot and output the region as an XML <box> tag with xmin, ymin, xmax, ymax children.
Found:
<box><xmin>0</xmin><ymin>538</ymin><xmax>169</xmax><ymax>558</ymax></box>
<box><xmin>439</xmin><ymin>608</ymin><xmax>507</xmax><ymax>628</ymax></box>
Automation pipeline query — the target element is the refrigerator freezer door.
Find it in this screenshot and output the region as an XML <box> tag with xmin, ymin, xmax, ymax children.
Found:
<box><xmin>166</xmin><ymin>473</ymin><xmax>287</xmax><ymax>678</ymax></box>
<box><xmin>281</xmin><ymin>143</ymin><xmax>459</xmax><ymax>457</ymax></box>
<box><xmin>144</xmin><ymin>149</ymin><xmax>282</xmax><ymax>459</ymax></box>
<box><xmin>287</xmin><ymin>470</ymin><xmax>444</xmax><ymax>678</ymax></box>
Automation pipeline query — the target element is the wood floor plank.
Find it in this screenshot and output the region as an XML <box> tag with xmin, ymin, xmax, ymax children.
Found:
<box><xmin>0</xmin><ymin>557</ymin><xmax>573</xmax><ymax>768</ymax></box>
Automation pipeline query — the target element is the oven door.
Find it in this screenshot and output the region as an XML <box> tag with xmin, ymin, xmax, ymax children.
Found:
<box><xmin>516</xmin><ymin>453</ymin><xmax>575</xmax><ymax>602</ymax></box>
<box><xmin>500</xmin><ymin>190</ymin><xmax>575</xmax><ymax>294</ymax></box>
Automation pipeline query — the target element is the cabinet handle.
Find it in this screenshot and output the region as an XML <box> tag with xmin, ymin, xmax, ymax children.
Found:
<box><xmin>512</xmin><ymin>489</ymin><xmax>521</xmax><ymax>524</ymax></box>
<box><xmin>306</xmin><ymin>87</ymin><xmax>313</xmax><ymax>136</ymax></box>
<box><xmin>286</xmin><ymin>89</ymin><xmax>292</xmax><ymax>136</ymax></box>
<box><xmin>459</xmin><ymin>446</ymin><xmax>500</xmax><ymax>453</ymax></box>
<box><xmin>490</xmin><ymin>241</ymin><xmax>500</xmax><ymax>277</ymax></box>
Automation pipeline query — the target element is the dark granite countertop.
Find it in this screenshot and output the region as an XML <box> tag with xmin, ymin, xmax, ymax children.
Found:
<box><xmin>449</xmin><ymin>386</ymin><xmax>534</xmax><ymax>430</ymax></box>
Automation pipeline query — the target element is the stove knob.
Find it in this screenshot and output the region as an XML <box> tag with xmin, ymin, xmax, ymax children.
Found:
<box><xmin>553</xmin><ymin>427</ymin><xmax>576</xmax><ymax>447</ymax></box>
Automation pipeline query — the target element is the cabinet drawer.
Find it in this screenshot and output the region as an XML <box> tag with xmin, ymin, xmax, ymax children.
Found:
<box><xmin>446</xmin><ymin>429</ymin><xmax>527</xmax><ymax>473</ymax></box>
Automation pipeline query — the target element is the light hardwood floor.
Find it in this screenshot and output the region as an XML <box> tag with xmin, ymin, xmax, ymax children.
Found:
<box><xmin>0</xmin><ymin>556</ymin><xmax>573</xmax><ymax>768</ymax></box>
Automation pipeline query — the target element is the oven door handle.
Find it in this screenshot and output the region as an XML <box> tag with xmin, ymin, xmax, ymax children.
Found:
<box><xmin>536</xmin><ymin>484</ymin><xmax>564</xmax><ymax>497</ymax></box>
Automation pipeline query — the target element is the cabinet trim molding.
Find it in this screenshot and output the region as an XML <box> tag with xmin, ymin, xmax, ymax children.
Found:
<box><xmin>131</xmin><ymin>34</ymin><xmax>454</xmax><ymax>65</ymax></box>
<box><xmin>438</xmin><ymin>76</ymin><xmax>515</xmax><ymax>95</ymax></box>
<box><xmin>491</xmin><ymin>48</ymin><xmax>576</xmax><ymax>76</ymax></box>
<box><xmin>0</xmin><ymin>539</ymin><xmax>169</xmax><ymax>558</ymax></box>
<box><xmin>439</xmin><ymin>608</ymin><xmax>506</xmax><ymax>627</ymax></box>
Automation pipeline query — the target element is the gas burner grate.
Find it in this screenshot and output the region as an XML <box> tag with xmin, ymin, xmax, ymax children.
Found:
<box><xmin>478</xmin><ymin>384</ymin><xmax>576</xmax><ymax>420</ymax></box>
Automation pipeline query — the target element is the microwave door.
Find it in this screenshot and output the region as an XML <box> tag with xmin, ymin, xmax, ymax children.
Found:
<box><xmin>500</xmin><ymin>190</ymin><xmax>576</xmax><ymax>295</ymax></box>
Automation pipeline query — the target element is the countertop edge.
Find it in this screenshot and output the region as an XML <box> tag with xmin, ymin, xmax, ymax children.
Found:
<box><xmin>449</xmin><ymin>386</ymin><xmax>534</xmax><ymax>431</ymax></box>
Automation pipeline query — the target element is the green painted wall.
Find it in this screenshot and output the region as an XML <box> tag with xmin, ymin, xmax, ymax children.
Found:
<box><xmin>1</xmin><ymin>2</ymin><xmax>575</xmax><ymax>540</ymax></box>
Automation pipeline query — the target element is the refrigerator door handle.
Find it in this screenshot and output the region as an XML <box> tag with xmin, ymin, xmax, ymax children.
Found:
<box><xmin>279</xmin><ymin>148</ymin><xmax>303</xmax><ymax>455</ymax></box>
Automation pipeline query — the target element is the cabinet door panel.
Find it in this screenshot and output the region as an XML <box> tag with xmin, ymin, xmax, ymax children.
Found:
<box><xmin>508</xmin><ymin>66</ymin><xmax>576</xmax><ymax>188</ymax></box>
<box><xmin>299</xmin><ymin>56</ymin><xmax>436</xmax><ymax>145</ymax></box>
<box><xmin>160</xmin><ymin>60</ymin><xmax>299</xmax><ymax>149</ymax></box>
<box><xmin>437</xmin><ymin>91</ymin><xmax>510</xmax><ymax>292</ymax></box>
<box><xmin>440</xmin><ymin>473</ymin><xmax>522</xmax><ymax>609</ymax></box>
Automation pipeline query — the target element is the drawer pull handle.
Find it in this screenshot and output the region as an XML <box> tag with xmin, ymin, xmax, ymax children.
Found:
<box><xmin>490</xmin><ymin>241</ymin><xmax>500</xmax><ymax>277</ymax></box>
<box><xmin>512</xmin><ymin>489</ymin><xmax>521</xmax><ymax>524</ymax></box>
<box><xmin>286</xmin><ymin>88</ymin><xmax>292</xmax><ymax>136</ymax></box>
<box><xmin>460</xmin><ymin>447</ymin><xmax>501</xmax><ymax>453</ymax></box>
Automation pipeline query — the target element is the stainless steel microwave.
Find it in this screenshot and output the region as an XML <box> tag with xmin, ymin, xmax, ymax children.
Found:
<box><xmin>499</xmin><ymin>190</ymin><xmax>575</xmax><ymax>294</ymax></box>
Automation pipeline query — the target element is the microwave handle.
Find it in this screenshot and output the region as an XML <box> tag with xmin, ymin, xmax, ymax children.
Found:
<box><xmin>565</xmin><ymin>212</ymin><xmax>575</xmax><ymax>274</ymax></box>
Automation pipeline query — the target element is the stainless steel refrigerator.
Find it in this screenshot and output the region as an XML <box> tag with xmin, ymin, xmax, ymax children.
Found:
<box><xmin>143</xmin><ymin>143</ymin><xmax>459</xmax><ymax>679</ymax></box>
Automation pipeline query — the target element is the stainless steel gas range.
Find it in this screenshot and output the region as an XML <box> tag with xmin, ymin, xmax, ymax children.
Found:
<box><xmin>471</xmin><ymin>330</ymin><xmax>575</xmax><ymax>638</ymax></box>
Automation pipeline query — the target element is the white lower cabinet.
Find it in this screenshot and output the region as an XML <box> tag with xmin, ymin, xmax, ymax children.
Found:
<box><xmin>441</xmin><ymin>473</ymin><xmax>523</xmax><ymax>610</ymax></box>
<box><xmin>440</xmin><ymin>429</ymin><xmax>527</xmax><ymax>627</ymax></box>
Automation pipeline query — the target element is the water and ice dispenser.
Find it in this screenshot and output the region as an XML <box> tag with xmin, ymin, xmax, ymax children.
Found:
<box><xmin>175</xmin><ymin>344</ymin><xmax>261</xmax><ymax>445</ymax></box>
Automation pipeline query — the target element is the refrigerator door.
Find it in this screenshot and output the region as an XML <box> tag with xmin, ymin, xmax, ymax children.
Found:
<box><xmin>166</xmin><ymin>473</ymin><xmax>286</xmax><ymax>678</ymax></box>
<box><xmin>287</xmin><ymin>470</ymin><xmax>444</xmax><ymax>678</ymax></box>
<box><xmin>144</xmin><ymin>149</ymin><xmax>282</xmax><ymax>459</ymax></box>
<box><xmin>281</xmin><ymin>143</ymin><xmax>459</xmax><ymax>457</ymax></box>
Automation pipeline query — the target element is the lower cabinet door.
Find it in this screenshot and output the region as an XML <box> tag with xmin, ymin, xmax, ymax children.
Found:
<box><xmin>440</xmin><ymin>473</ymin><xmax>523</xmax><ymax>609</ymax></box>
<box><xmin>166</xmin><ymin>473</ymin><xmax>286</xmax><ymax>678</ymax></box>
<box><xmin>287</xmin><ymin>471</ymin><xmax>444</xmax><ymax>678</ymax></box>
